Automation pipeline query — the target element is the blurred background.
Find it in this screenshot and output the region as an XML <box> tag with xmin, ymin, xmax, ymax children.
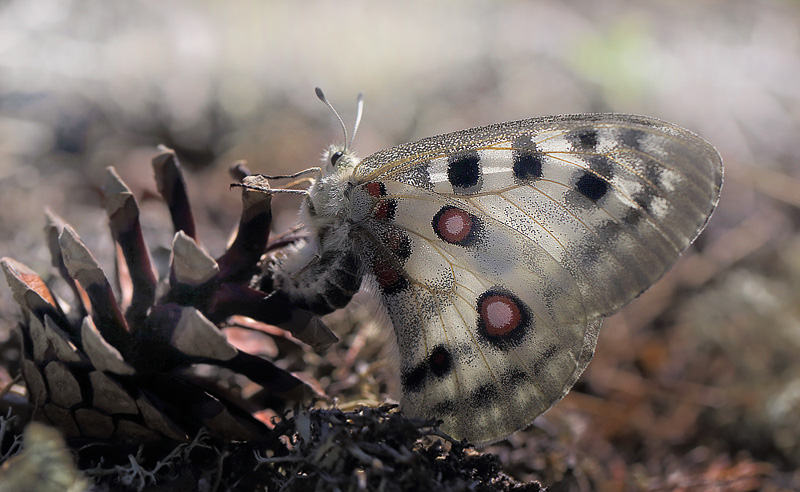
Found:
<box><xmin>1</xmin><ymin>0</ymin><xmax>800</xmax><ymax>488</ymax></box>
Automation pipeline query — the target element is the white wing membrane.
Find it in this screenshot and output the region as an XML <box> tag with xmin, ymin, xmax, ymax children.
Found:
<box><xmin>350</xmin><ymin>114</ymin><xmax>721</xmax><ymax>444</ymax></box>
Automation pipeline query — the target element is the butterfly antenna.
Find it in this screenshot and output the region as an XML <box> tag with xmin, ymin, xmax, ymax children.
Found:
<box><xmin>315</xmin><ymin>87</ymin><xmax>348</xmax><ymax>148</ymax></box>
<box><xmin>348</xmin><ymin>92</ymin><xmax>364</xmax><ymax>151</ymax></box>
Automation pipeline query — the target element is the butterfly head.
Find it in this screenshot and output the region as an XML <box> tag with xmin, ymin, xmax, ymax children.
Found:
<box><xmin>321</xmin><ymin>144</ymin><xmax>359</xmax><ymax>175</ymax></box>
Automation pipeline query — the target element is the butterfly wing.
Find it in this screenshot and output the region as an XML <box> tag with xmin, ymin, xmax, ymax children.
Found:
<box><xmin>351</xmin><ymin>114</ymin><xmax>722</xmax><ymax>444</ymax></box>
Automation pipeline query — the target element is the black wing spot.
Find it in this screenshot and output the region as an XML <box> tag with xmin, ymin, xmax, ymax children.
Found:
<box><xmin>428</xmin><ymin>346</ymin><xmax>453</xmax><ymax>377</ymax></box>
<box><xmin>467</xmin><ymin>383</ymin><xmax>500</xmax><ymax>408</ymax></box>
<box><xmin>390</xmin><ymin>231</ymin><xmax>412</xmax><ymax>261</ymax></box>
<box><xmin>513</xmin><ymin>153</ymin><xmax>544</xmax><ymax>182</ymax></box>
<box><xmin>447</xmin><ymin>151</ymin><xmax>482</xmax><ymax>191</ymax></box>
<box><xmin>576</xmin><ymin>172</ymin><xmax>609</xmax><ymax>201</ymax></box>
<box><xmin>569</xmin><ymin>128</ymin><xmax>599</xmax><ymax>151</ymax></box>
<box><xmin>500</xmin><ymin>368</ymin><xmax>530</xmax><ymax>386</ymax></box>
<box><xmin>401</xmin><ymin>363</ymin><xmax>427</xmax><ymax>393</ymax></box>
<box><xmin>620</xmin><ymin>128</ymin><xmax>646</xmax><ymax>152</ymax></box>
<box><xmin>623</xmin><ymin>207</ymin><xmax>644</xmax><ymax>225</ymax></box>
<box><xmin>633</xmin><ymin>192</ymin><xmax>652</xmax><ymax>213</ymax></box>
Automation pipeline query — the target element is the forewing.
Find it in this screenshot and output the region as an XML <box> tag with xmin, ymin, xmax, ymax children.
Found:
<box><xmin>353</xmin><ymin>114</ymin><xmax>722</xmax><ymax>444</ymax></box>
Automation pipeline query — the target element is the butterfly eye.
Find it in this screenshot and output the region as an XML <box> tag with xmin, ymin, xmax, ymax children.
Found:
<box><xmin>330</xmin><ymin>151</ymin><xmax>344</xmax><ymax>166</ymax></box>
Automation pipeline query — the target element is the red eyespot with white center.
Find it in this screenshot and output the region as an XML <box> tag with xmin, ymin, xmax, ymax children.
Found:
<box><xmin>480</xmin><ymin>294</ymin><xmax>521</xmax><ymax>336</ymax></box>
<box><xmin>432</xmin><ymin>206</ymin><xmax>480</xmax><ymax>246</ymax></box>
<box><xmin>476</xmin><ymin>288</ymin><xmax>529</xmax><ymax>348</ymax></box>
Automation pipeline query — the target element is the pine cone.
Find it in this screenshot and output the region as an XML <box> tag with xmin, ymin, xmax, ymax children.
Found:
<box><xmin>1</xmin><ymin>148</ymin><xmax>335</xmax><ymax>445</ymax></box>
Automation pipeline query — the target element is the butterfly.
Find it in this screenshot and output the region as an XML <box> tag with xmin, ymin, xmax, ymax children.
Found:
<box><xmin>263</xmin><ymin>88</ymin><xmax>723</xmax><ymax>445</ymax></box>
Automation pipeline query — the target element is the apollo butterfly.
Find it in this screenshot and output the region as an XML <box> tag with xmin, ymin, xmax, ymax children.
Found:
<box><xmin>261</xmin><ymin>88</ymin><xmax>722</xmax><ymax>444</ymax></box>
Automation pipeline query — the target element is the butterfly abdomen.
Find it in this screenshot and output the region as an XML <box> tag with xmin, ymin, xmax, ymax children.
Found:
<box><xmin>272</xmin><ymin>243</ymin><xmax>363</xmax><ymax>314</ymax></box>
